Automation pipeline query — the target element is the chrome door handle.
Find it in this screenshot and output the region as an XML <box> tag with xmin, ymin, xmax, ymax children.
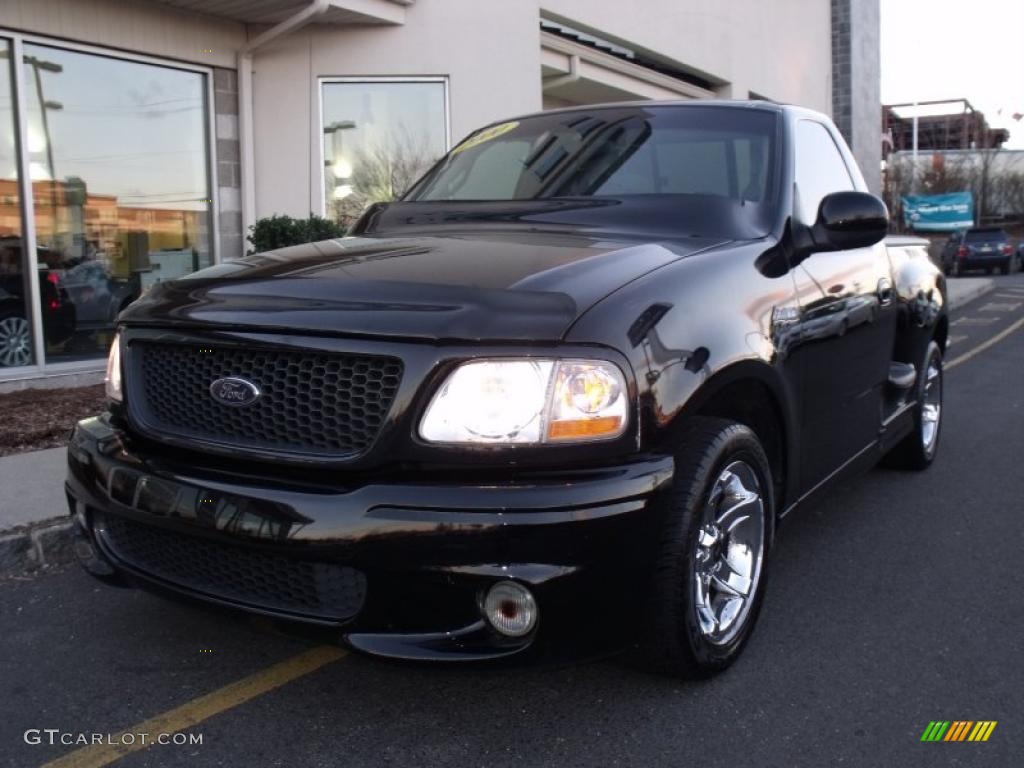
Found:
<box><xmin>877</xmin><ymin>277</ymin><xmax>893</xmax><ymax>306</ymax></box>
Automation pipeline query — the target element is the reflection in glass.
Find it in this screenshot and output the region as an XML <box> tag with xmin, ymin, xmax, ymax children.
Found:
<box><xmin>410</xmin><ymin>108</ymin><xmax>775</xmax><ymax>204</ymax></box>
<box><xmin>322</xmin><ymin>80</ymin><xmax>447</xmax><ymax>228</ymax></box>
<box><xmin>21</xmin><ymin>44</ymin><xmax>212</xmax><ymax>364</ymax></box>
<box><xmin>0</xmin><ymin>39</ymin><xmax>38</xmax><ymax>368</ymax></box>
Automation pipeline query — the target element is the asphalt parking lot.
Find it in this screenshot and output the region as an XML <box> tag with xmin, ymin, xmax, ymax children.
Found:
<box><xmin>2</xmin><ymin>274</ymin><xmax>1023</xmax><ymax>768</ymax></box>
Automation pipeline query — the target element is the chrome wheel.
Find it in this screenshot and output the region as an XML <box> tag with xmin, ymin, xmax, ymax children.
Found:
<box><xmin>0</xmin><ymin>316</ymin><xmax>32</xmax><ymax>367</ymax></box>
<box><xmin>693</xmin><ymin>460</ymin><xmax>765</xmax><ymax>646</ymax></box>
<box><xmin>921</xmin><ymin>355</ymin><xmax>942</xmax><ymax>455</ymax></box>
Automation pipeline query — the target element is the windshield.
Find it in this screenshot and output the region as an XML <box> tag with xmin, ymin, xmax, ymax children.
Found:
<box><xmin>401</xmin><ymin>105</ymin><xmax>780</xmax><ymax>239</ymax></box>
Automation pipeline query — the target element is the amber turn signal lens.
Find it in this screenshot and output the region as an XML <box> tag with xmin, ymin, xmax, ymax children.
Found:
<box><xmin>546</xmin><ymin>415</ymin><xmax>623</xmax><ymax>441</ymax></box>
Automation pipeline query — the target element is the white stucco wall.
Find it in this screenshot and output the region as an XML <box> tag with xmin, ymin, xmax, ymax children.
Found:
<box><xmin>0</xmin><ymin>0</ymin><xmax>245</xmax><ymax>68</ymax></box>
<box><xmin>251</xmin><ymin>0</ymin><xmax>543</xmax><ymax>219</ymax></box>
<box><xmin>542</xmin><ymin>0</ymin><xmax>833</xmax><ymax>110</ymax></box>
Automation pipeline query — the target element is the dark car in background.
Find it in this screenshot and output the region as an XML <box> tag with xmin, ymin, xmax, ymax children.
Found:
<box><xmin>68</xmin><ymin>102</ymin><xmax>948</xmax><ymax>678</ymax></box>
<box><xmin>940</xmin><ymin>227</ymin><xmax>1014</xmax><ymax>276</ymax></box>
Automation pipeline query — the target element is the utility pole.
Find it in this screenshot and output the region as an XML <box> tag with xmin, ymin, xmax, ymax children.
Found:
<box><xmin>24</xmin><ymin>55</ymin><xmax>63</xmax><ymax>238</ymax></box>
<box><xmin>911</xmin><ymin>101</ymin><xmax>918</xmax><ymax>195</ymax></box>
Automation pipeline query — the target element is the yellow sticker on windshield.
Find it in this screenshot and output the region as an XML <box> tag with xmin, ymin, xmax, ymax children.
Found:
<box><xmin>451</xmin><ymin>121</ymin><xmax>519</xmax><ymax>154</ymax></box>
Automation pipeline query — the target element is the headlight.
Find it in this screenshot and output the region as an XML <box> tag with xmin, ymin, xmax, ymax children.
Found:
<box><xmin>105</xmin><ymin>332</ymin><xmax>122</xmax><ymax>402</ymax></box>
<box><xmin>419</xmin><ymin>358</ymin><xmax>628</xmax><ymax>445</ymax></box>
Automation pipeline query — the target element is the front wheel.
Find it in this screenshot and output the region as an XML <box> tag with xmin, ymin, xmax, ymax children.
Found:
<box><xmin>884</xmin><ymin>341</ymin><xmax>943</xmax><ymax>470</ymax></box>
<box><xmin>638</xmin><ymin>418</ymin><xmax>772</xmax><ymax>678</ymax></box>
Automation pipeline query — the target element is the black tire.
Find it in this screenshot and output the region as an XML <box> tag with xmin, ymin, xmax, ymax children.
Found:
<box><xmin>985</xmin><ymin>267</ymin><xmax>993</xmax><ymax>275</ymax></box>
<box><xmin>1000</xmin><ymin>261</ymin><xmax>1010</xmax><ymax>275</ymax></box>
<box><xmin>637</xmin><ymin>417</ymin><xmax>773</xmax><ymax>678</ymax></box>
<box><xmin>884</xmin><ymin>340</ymin><xmax>943</xmax><ymax>470</ymax></box>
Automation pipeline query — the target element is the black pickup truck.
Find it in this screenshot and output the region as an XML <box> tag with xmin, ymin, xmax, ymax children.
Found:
<box><xmin>67</xmin><ymin>102</ymin><xmax>946</xmax><ymax>678</ymax></box>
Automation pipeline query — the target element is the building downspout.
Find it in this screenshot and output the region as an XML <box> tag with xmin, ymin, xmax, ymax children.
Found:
<box><xmin>237</xmin><ymin>0</ymin><xmax>331</xmax><ymax>239</ymax></box>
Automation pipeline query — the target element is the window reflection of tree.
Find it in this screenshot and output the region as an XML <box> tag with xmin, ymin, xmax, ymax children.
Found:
<box><xmin>330</xmin><ymin>126</ymin><xmax>442</xmax><ymax>228</ymax></box>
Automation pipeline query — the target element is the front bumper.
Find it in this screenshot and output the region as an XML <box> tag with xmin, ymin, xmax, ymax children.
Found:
<box><xmin>66</xmin><ymin>416</ymin><xmax>674</xmax><ymax>663</ymax></box>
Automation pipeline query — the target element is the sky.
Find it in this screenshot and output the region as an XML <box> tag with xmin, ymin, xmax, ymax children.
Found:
<box><xmin>881</xmin><ymin>0</ymin><xmax>1024</xmax><ymax>149</ymax></box>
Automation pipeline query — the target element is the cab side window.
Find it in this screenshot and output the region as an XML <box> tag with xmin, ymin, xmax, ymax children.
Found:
<box><xmin>794</xmin><ymin>120</ymin><xmax>855</xmax><ymax>224</ymax></box>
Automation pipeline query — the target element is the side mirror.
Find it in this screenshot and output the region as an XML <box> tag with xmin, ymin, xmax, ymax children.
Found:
<box><xmin>791</xmin><ymin>191</ymin><xmax>889</xmax><ymax>265</ymax></box>
<box><xmin>815</xmin><ymin>191</ymin><xmax>889</xmax><ymax>250</ymax></box>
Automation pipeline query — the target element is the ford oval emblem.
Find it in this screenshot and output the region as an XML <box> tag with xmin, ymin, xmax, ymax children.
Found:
<box><xmin>209</xmin><ymin>377</ymin><xmax>261</xmax><ymax>407</ymax></box>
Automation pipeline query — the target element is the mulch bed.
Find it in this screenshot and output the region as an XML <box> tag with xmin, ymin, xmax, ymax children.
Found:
<box><xmin>0</xmin><ymin>384</ymin><xmax>108</xmax><ymax>457</ymax></box>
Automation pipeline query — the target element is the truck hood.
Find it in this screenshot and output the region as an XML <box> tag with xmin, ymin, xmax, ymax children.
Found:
<box><xmin>122</xmin><ymin>231</ymin><xmax>727</xmax><ymax>342</ymax></box>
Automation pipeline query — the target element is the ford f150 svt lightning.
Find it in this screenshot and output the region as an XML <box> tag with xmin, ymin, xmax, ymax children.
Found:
<box><xmin>67</xmin><ymin>102</ymin><xmax>947</xmax><ymax>677</ymax></box>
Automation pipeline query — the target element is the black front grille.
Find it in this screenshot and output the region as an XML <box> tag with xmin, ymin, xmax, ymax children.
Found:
<box><xmin>97</xmin><ymin>515</ymin><xmax>366</xmax><ymax>622</ymax></box>
<box><xmin>129</xmin><ymin>342</ymin><xmax>402</xmax><ymax>459</ymax></box>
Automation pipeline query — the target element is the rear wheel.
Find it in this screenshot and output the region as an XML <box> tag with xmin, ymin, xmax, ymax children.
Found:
<box><xmin>638</xmin><ymin>418</ymin><xmax>772</xmax><ymax>678</ymax></box>
<box><xmin>884</xmin><ymin>341</ymin><xmax>943</xmax><ymax>470</ymax></box>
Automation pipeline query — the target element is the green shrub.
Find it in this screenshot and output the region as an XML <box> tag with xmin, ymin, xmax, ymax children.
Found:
<box><xmin>246</xmin><ymin>213</ymin><xmax>346</xmax><ymax>254</ymax></box>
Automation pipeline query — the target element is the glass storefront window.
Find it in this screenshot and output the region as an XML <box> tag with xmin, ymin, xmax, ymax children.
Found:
<box><xmin>21</xmin><ymin>44</ymin><xmax>212</xmax><ymax>365</ymax></box>
<box><xmin>322</xmin><ymin>79</ymin><xmax>447</xmax><ymax>228</ymax></box>
<box><xmin>0</xmin><ymin>39</ymin><xmax>36</xmax><ymax>368</ymax></box>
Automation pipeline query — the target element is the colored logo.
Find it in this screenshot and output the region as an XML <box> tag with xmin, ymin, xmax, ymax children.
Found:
<box><xmin>209</xmin><ymin>377</ymin><xmax>261</xmax><ymax>407</ymax></box>
<box><xmin>920</xmin><ymin>721</ymin><xmax>997</xmax><ymax>742</ymax></box>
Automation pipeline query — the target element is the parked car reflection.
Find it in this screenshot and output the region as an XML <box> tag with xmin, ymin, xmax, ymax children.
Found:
<box><xmin>0</xmin><ymin>237</ymin><xmax>77</xmax><ymax>368</ymax></box>
<box><xmin>770</xmin><ymin>290</ymin><xmax>882</xmax><ymax>363</ymax></box>
<box><xmin>62</xmin><ymin>260</ymin><xmax>140</xmax><ymax>331</ymax></box>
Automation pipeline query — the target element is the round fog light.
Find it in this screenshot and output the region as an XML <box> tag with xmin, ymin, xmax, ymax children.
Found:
<box><xmin>483</xmin><ymin>581</ymin><xmax>537</xmax><ymax>637</ymax></box>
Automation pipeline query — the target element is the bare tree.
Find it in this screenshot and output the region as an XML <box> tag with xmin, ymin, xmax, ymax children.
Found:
<box><xmin>918</xmin><ymin>154</ymin><xmax>975</xmax><ymax>195</ymax></box>
<box><xmin>991</xmin><ymin>172</ymin><xmax>1024</xmax><ymax>223</ymax></box>
<box><xmin>328</xmin><ymin>127</ymin><xmax>440</xmax><ymax>228</ymax></box>
<box><xmin>885</xmin><ymin>150</ymin><xmax>1007</xmax><ymax>229</ymax></box>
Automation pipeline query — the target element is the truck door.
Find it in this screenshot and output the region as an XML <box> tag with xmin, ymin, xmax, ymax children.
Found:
<box><xmin>790</xmin><ymin>120</ymin><xmax>897</xmax><ymax>492</ymax></box>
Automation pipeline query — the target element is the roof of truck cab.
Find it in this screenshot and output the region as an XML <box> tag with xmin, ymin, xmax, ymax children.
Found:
<box><xmin>492</xmin><ymin>99</ymin><xmax>829</xmax><ymax>127</ymax></box>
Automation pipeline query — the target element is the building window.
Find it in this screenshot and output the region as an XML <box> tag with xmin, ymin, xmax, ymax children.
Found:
<box><xmin>0</xmin><ymin>34</ymin><xmax>214</xmax><ymax>374</ymax></box>
<box><xmin>18</xmin><ymin>43</ymin><xmax>213</xmax><ymax>366</ymax></box>
<box><xmin>0</xmin><ymin>38</ymin><xmax>35</xmax><ymax>369</ymax></box>
<box><xmin>321</xmin><ymin>78</ymin><xmax>448</xmax><ymax>228</ymax></box>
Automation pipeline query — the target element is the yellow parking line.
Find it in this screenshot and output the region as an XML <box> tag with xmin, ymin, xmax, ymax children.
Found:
<box><xmin>946</xmin><ymin>316</ymin><xmax>1024</xmax><ymax>370</ymax></box>
<box><xmin>42</xmin><ymin>646</ymin><xmax>346</xmax><ymax>768</ymax></box>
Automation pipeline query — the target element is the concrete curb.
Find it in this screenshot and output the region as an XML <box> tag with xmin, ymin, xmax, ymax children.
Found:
<box><xmin>0</xmin><ymin>518</ymin><xmax>75</xmax><ymax>576</ymax></box>
<box><xmin>0</xmin><ymin>444</ymin><xmax>73</xmax><ymax>575</ymax></box>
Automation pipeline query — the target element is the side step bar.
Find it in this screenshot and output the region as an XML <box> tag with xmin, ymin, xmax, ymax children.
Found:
<box><xmin>888</xmin><ymin>362</ymin><xmax>916</xmax><ymax>389</ymax></box>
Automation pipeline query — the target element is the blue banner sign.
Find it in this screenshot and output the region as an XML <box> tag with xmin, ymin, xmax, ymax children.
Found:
<box><xmin>902</xmin><ymin>192</ymin><xmax>974</xmax><ymax>232</ymax></box>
